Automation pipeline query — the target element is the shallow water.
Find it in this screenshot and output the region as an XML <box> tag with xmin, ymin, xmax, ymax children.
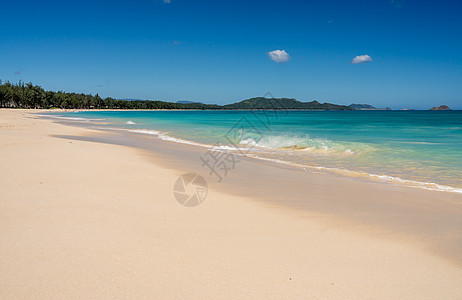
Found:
<box><xmin>41</xmin><ymin>110</ymin><xmax>462</xmax><ymax>192</ymax></box>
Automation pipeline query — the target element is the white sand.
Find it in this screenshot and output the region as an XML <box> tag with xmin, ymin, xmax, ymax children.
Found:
<box><xmin>1</xmin><ymin>109</ymin><xmax>462</xmax><ymax>299</ymax></box>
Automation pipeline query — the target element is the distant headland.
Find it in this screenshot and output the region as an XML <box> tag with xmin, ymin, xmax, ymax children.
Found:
<box><xmin>222</xmin><ymin>98</ymin><xmax>352</xmax><ymax>110</ymax></box>
<box><xmin>349</xmin><ymin>103</ymin><xmax>391</xmax><ymax>111</ymax></box>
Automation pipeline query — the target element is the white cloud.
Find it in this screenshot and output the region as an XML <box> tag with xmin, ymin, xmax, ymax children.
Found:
<box><xmin>351</xmin><ymin>55</ymin><xmax>373</xmax><ymax>64</ymax></box>
<box><xmin>268</xmin><ymin>50</ymin><xmax>291</xmax><ymax>63</ymax></box>
<box><xmin>163</xmin><ymin>0</ymin><xmax>171</xmax><ymax>3</ymax></box>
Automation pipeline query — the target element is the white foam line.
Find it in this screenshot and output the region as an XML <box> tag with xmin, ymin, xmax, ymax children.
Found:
<box><xmin>36</xmin><ymin>114</ymin><xmax>106</xmax><ymax>121</ymax></box>
<box><xmin>103</xmin><ymin>127</ymin><xmax>211</xmax><ymax>149</ymax></box>
<box><xmin>82</xmin><ymin>125</ymin><xmax>462</xmax><ymax>195</ymax></box>
<box><xmin>369</xmin><ymin>174</ymin><xmax>462</xmax><ymax>194</ymax></box>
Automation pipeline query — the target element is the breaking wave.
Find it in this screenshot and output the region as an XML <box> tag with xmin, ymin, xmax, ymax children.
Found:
<box><xmin>239</xmin><ymin>135</ymin><xmax>372</xmax><ymax>156</ymax></box>
<box><xmin>116</xmin><ymin>128</ymin><xmax>462</xmax><ymax>194</ymax></box>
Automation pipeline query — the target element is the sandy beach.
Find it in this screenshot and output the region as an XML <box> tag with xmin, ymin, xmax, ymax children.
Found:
<box><xmin>1</xmin><ymin>109</ymin><xmax>462</xmax><ymax>299</ymax></box>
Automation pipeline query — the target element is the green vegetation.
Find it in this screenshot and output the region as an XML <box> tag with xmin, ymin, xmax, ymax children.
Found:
<box><xmin>0</xmin><ymin>80</ymin><xmax>352</xmax><ymax>110</ymax></box>
<box><xmin>0</xmin><ymin>80</ymin><xmax>220</xmax><ymax>110</ymax></box>
<box><xmin>224</xmin><ymin>97</ymin><xmax>352</xmax><ymax>110</ymax></box>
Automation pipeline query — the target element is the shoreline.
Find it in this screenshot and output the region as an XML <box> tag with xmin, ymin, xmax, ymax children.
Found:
<box><xmin>44</xmin><ymin>114</ymin><xmax>462</xmax><ymax>265</ymax></box>
<box><xmin>38</xmin><ymin>110</ymin><xmax>462</xmax><ymax>195</ymax></box>
<box><xmin>6</xmin><ymin>107</ymin><xmax>462</xmax><ymax>111</ymax></box>
<box><xmin>2</xmin><ymin>109</ymin><xmax>462</xmax><ymax>298</ymax></box>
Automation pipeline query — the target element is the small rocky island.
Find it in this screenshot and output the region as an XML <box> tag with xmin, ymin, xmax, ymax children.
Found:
<box><xmin>430</xmin><ymin>105</ymin><xmax>451</xmax><ymax>111</ymax></box>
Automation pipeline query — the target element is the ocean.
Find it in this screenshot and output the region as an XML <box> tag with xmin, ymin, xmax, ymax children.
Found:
<box><xmin>42</xmin><ymin>110</ymin><xmax>462</xmax><ymax>193</ymax></box>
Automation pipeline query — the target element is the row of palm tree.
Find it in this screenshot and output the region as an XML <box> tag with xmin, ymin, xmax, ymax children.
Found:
<box><xmin>0</xmin><ymin>80</ymin><xmax>218</xmax><ymax>109</ymax></box>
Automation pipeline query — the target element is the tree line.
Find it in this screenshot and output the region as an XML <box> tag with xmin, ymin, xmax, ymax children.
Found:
<box><xmin>0</xmin><ymin>80</ymin><xmax>220</xmax><ymax>110</ymax></box>
<box><xmin>0</xmin><ymin>80</ymin><xmax>353</xmax><ymax>110</ymax></box>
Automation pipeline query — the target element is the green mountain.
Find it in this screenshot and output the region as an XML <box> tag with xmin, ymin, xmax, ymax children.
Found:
<box><xmin>223</xmin><ymin>97</ymin><xmax>353</xmax><ymax>110</ymax></box>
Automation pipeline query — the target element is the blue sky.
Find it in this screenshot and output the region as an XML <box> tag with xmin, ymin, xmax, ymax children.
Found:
<box><xmin>1</xmin><ymin>0</ymin><xmax>461</xmax><ymax>109</ymax></box>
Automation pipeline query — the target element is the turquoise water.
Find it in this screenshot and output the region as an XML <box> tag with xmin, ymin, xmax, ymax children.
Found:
<box><xmin>44</xmin><ymin>110</ymin><xmax>462</xmax><ymax>192</ymax></box>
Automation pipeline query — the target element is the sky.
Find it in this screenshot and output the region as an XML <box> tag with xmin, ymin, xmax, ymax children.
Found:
<box><xmin>1</xmin><ymin>0</ymin><xmax>461</xmax><ymax>109</ymax></box>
